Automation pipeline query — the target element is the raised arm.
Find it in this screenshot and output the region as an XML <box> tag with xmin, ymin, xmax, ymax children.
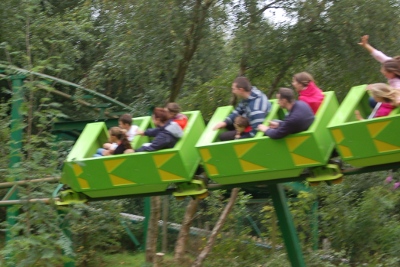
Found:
<box><xmin>358</xmin><ymin>35</ymin><xmax>375</xmax><ymax>54</ymax></box>
<box><xmin>358</xmin><ymin>35</ymin><xmax>392</xmax><ymax>62</ymax></box>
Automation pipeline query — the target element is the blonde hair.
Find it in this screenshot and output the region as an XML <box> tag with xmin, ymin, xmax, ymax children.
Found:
<box><xmin>369</xmin><ymin>83</ymin><xmax>400</xmax><ymax>106</ymax></box>
<box><xmin>293</xmin><ymin>72</ymin><xmax>314</xmax><ymax>87</ymax></box>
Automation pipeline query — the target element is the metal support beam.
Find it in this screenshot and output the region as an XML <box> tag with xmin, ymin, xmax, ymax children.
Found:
<box><xmin>6</xmin><ymin>74</ymin><xmax>25</xmax><ymax>243</ymax></box>
<box><xmin>269</xmin><ymin>183</ymin><xmax>306</xmax><ymax>267</ymax></box>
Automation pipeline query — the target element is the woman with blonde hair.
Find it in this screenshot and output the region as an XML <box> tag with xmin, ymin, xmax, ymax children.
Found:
<box><xmin>355</xmin><ymin>83</ymin><xmax>399</xmax><ymax>120</ymax></box>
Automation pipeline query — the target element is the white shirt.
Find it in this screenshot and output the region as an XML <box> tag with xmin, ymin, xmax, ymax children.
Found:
<box><xmin>127</xmin><ymin>125</ymin><xmax>139</xmax><ymax>141</ymax></box>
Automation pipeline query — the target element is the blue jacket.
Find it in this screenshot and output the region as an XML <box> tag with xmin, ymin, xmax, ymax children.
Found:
<box><xmin>224</xmin><ymin>87</ymin><xmax>270</xmax><ymax>137</ymax></box>
<box><xmin>136</xmin><ymin>120</ymin><xmax>183</xmax><ymax>152</ymax></box>
<box><xmin>265</xmin><ymin>100</ymin><xmax>314</xmax><ymax>139</ymax></box>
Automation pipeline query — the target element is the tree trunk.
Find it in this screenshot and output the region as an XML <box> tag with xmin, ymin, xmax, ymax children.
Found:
<box><xmin>162</xmin><ymin>195</ymin><xmax>169</xmax><ymax>253</ymax></box>
<box><xmin>174</xmin><ymin>198</ymin><xmax>200</xmax><ymax>264</ymax></box>
<box><xmin>191</xmin><ymin>188</ymin><xmax>240</xmax><ymax>267</ymax></box>
<box><xmin>145</xmin><ymin>196</ymin><xmax>161</xmax><ymax>263</ymax></box>
<box><xmin>268</xmin><ymin>56</ymin><xmax>296</xmax><ymax>98</ymax></box>
<box><xmin>168</xmin><ymin>0</ymin><xmax>216</xmax><ymax>102</ymax></box>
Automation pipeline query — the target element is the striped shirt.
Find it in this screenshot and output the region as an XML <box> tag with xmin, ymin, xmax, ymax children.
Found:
<box><xmin>224</xmin><ymin>87</ymin><xmax>271</xmax><ymax>137</ymax></box>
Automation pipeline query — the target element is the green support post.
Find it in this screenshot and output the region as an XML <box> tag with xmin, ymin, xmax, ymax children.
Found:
<box><xmin>121</xmin><ymin>219</ymin><xmax>141</xmax><ymax>248</ymax></box>
<box><xmin>6</xmin><ymin>75</ymin><xmax>24</xmax><ymax>239</ymax></box>
<box><xmin>5</xmin><ymin>74</ymin><xmax>25</xmax><ymax>266</ymax></box>
<box><xmin>245</xmin><ymin>215</ymin><xmax>265</xmax><ymax>243</ymax></box>
<box><xmin>269</xmin><ymin>183</ymin><xmax>306</xmax><ymax>267</ymax></box>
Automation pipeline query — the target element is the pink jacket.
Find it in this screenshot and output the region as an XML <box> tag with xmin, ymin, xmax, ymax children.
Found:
<box><xmin>371</xmin><ymin>49</ymin><xmax>400</xmax><ymax>89</ymax></box>
<box><xmin>374</xmin><ymin>102</ymin><xmax>395</xmax><ymax>118</ymax></box>
<box><xmin>298</xmin><ymin>81</ymin><xmax>325</xmax><ymax>114</ymax></box>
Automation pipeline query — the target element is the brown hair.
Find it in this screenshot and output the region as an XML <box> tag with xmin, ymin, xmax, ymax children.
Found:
<box><xmin>293</xmin><ymin>72</ymin><xmax>314</xmax><ymax>87</ymax></box>
<box><xmin>233</xmin><ymin>77</ymin><xmax>252</xmax><ymax>92</ymax></box>
<box><xmin>153</xmin><ymin>107</ymin><xmax>169</xmax><ymax>123</ymax></box>
<box><xmin>109</xmin><ymin>127</ymin><xmax>132</xmax><ymax>150</ymax></box>
<box><xmin>278</xmin><ymin>88</ymin><xmax>295</xmax><ymax>103</ymax></box>
<box><xmin>119</xmin><ymin>114</ymin><xmax>132</xmax><ymax>126</ymax></box>
<box><xmin>382</xmin><ymin>57</ymin><xmax>400</xmax><ymax>78</ymax></box>
<box><xmin>369</xmin><ymin>83</ymin><xmax>400</xmax><ymax>106</ymax></box>
<box><xmin>165</xmin><ymin>102</ymin><xmax>181</xmax><ymax>115</ymax></box>
<box><xmin>234</xmin><ymin>116</ymin><xmax>250</xmax><ymax>128</ymax></box>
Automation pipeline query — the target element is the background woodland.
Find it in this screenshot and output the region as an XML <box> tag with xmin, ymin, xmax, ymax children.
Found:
<box><xmin>1</xmin><ymin>0</ymin><xmax>400</xmax><ymax>266</ymax></box>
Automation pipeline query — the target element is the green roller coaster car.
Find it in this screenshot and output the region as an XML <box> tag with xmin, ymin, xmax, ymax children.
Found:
<box><xmin>328</xmin><ymin>84</ymin><xmax>400</xmax><ymax>167</ymax></box>
<box><xmin>59</xmin><ymin>85</ymin><xmax>400</xmax><ymax>204</ymax></box>
<box><xmin>196</xmin><ymin>91</ymin><xmax>342</xmax><ymax>185</ymax></box>
<box><xmin>60</xmin><ymin>111</ymin><xmax>206</xmax><ymax>203</ymax></box>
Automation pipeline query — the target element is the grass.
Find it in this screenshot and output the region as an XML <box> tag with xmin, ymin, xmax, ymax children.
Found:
<box><xmin>100</xmin><ymin>252</ymin><xmax>146</xmax><ymax>267</ymax></box>
<box><xmin>100</xmin><ymin>252</ymin><xmax>182</xmax><ymax>267</ymax></box>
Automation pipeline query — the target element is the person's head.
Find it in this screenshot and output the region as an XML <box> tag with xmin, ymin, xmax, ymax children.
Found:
<box><xmin>165</xmin><ymin>102</ymin><xmax>181</xmax><ymax>119</ymax></box>
<box><xmin>118</xmin><ymin>114</ymin><xmax>132</xmax><ymax>130</ymax></box>
<box><xmin>292</xmin><ymin>72</ymin><xmax>314</xmax><ymax>92</ymax></box>
<box><xmin>232</xmin><ymin>76</ymin><xmax>252</xmax><ymax>98</ymax></box>
<box><xmin>381</xmin><ymin>57</ymin><xmax>400</xmax><ymax>79</ymax></box>
<box><xmin>109</xmin><ymin>127</ymin><xmax>132</xmax><ymax>150</ymax></box>
<box><xmin>369</xmin><ymin>83</ymin><xmax>399</xmax><ymax>104</ymax></box>
<box><xmin>234</xmin><ymin>116</ymin><xmax>250</xmax><ymax>132</ymax></box>
<box><xmin>152</xmin><ymin>107</ymin><xmax>169</xmax><ymax>126</ymax></box>
<box><xmin>277</xmin><ymin>88</ymin><xmax>295</xmax><ymax>109</ymax></box>
<box><xmin>109</xmin><ymin>127</ymin><xmax>126</xmax><ymax>142</ymax></box>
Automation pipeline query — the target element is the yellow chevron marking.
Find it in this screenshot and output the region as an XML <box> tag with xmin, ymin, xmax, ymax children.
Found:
<box><xmin>109</xmin><ymin>174</ymin><xmax>135</xmax><ymax>186</ymax></box>
<box><xmin>104</xmin><ymin>158</ymin><xmax>126</xmax><ymax>173</ymax></box>
<box><xmin>373</xmin><ymin>140</ymin><xmax>400</xmax><ymax>153</ymax></box>
<box><xmin>73</xmin><ymin>164</ymin><xmax>83</xmax><ymax>177</ymax></box>
<box><xmin>234</xmin><ymin>142</ymin><xmax>257</xmax><ymax>158</ymax></box>
<box><xmin>153</xmin><ymin>153</ymin><xmax>175</xmax><ymax>168</ymax></box>
<box><xmin>338</xmin><ymin>145</ymin><xmax>353</xmax><ymax>158</ymax></box>
<box><xmin>78</xmin><ymin>178</ymin><xmax>90</xmax><ymax>189</ymax></box>
<box><xmin>199</xmin><ymin>148</ymin><xmax>212</xmax><ymax>162</ymax></box>
<box><xmin>367</xmin><ymin>121</ymin><xmax>390</xmax><ymax>138</ymax></box>
<box><xmin>239</xmin><ymin>159</ymin><xmax>267</xmax><ymax>172</ymax></box>
<box><xmin>285</xmin><ymin>136</ymin><xmax>310</xmax><ymax>152</ymax></box>
<box><xmin>291</xmin><ymin>153</ymin><xmax>319</xmax><ymax>166</ymax></box>
<box><xmin>331</xmin><ymin>129</ymin><xmax>344</xmax><ymax>143</ymax></box>
<box><xmin>158</xmin><ymin>169</ymin><xmax>184</xmax><ymax>181</ymax></box>
<box><xmin>205</xmin><ymin>163</ymin><xmax>219</xmax><ymax>176</ymax></box>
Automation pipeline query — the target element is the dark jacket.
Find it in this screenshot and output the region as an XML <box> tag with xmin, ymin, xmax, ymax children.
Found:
<box><xmin>264</xmin><ymin>100</ymin><xmax>314</xmax><ymax>139</ymax></box>
<box><xmin>136</xmin><ymin>121</ymin><xmax>183</xmax><ymax>152</ymax></box>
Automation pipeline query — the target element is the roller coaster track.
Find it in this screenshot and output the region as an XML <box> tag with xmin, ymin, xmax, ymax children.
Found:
<box><xmin>0</xmin><ymin>64</ymin><xmax>133</xmax><ymax>112</ymax></box>
<box><xmin>0</xmin><ymin>160</ymin><xmax>398</xmax><ymax>206</ymax></box>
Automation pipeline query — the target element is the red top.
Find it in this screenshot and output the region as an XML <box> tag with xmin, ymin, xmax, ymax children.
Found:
<box><xmin>244</xmin><ymin>125</ymin><xmax>252</xmax><ymax>133</ymax></box>
<box><xmin>299</xmin><ymin>81</ymin><xmax>324</xmax><ymax>114</ymax></box>
<box><xmin>375</xmin><ymin>102</ymin><xmax>395</xmax><ymax>118</ymax></box>
<box><xmin>173</xmin><ymin>113</ymin><xmax>188</xmax><ymax>129</ymax></box>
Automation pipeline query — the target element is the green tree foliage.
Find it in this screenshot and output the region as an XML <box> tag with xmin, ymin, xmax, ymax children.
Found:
<box><xmin>317</xmin><ymin>176</ymin><xmax>400</xmax><ymax>264</ymax></box>
<box><xmin>3</xmin><ymin>0</ymin><xmax>400</xmax><ymax>266</ymax></box>
<box><xmin>78</xmin><ymin>0</ymin><xmax>230</xmax><ymax>115</ymax></box>
<box><xmin>69</xmin><ymin>202</ymin><xmax>126</xmax><ymax>267</ymax></box>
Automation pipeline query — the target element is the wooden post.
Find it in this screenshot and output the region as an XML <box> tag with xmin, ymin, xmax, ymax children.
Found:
<box><xmin>162</xmin><ymin>196</ymin><xmax>169</xmax><ymax>253</ymax></box>
<box><xmin>153</xmin><ymin>252</ymin><xmax>164</xmax><ymax>267</ymax></box>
